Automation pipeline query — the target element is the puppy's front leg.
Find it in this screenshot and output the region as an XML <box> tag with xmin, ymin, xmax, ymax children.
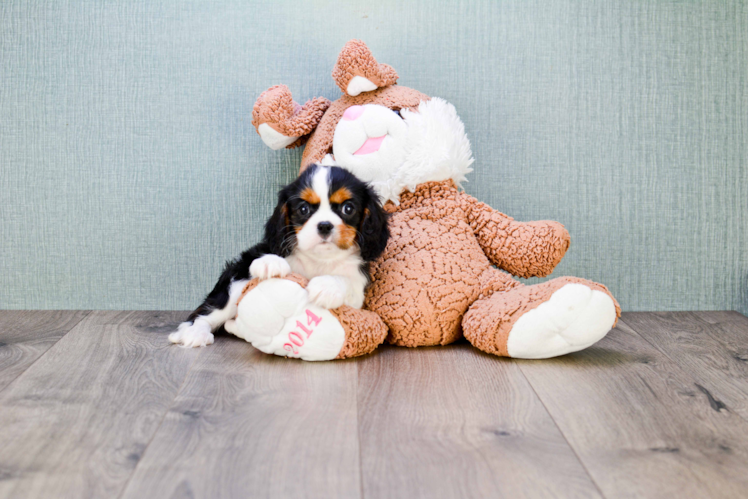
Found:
<box><xmin>249</xmin><ymin>254</ymin><xmax>291</xmax><ymax>280</ymax></box>
<box><xmin>169</xmin><ymin>279</ymin><xmax>248</xmax><ymax>347</ymax></box>
<box><xmin>307</xmin><ymin>275</ymin><xmax>351</xmax><ymax>309</ymax></box>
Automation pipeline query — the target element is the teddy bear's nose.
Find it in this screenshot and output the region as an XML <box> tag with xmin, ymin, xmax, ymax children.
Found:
<box><xmin>342</xmin><ymin>105</ymin><xmax>365</xmax><ymax>121</ymax></box>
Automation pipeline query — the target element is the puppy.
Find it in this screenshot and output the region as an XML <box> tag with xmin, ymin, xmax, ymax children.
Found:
<box><xmin>169</xmin><ymin>164</ymin><xmax>390</xmax><ymax>347</ymax></box>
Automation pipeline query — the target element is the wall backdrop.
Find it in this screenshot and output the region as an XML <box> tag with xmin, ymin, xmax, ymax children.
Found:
<box><xmin>1</xmin><ymin>1</ymin><xmax>746</xmax><ymax>314</ymax></box>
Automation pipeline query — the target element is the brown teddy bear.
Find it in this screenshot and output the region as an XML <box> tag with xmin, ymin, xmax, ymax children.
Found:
<box><xmin>229</xmin><ymin>40</ymin><xmax>620</xmax><ymax>361</ymax></box>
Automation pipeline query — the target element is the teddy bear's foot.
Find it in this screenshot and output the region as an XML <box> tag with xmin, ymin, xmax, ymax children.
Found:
<box><xmin>463</xmin><ymin>277</ymin><xmax>621</xmax><ymax>359</ymax></box>
<box><xmin>230</xmin><ymin>274</ymin><xmax>388</xmax><ymax>361</ymax></box>
<box><xmin>231</xmin><ymin>277</ymin><xmax>345</xmax><ymax>361</ymax></box>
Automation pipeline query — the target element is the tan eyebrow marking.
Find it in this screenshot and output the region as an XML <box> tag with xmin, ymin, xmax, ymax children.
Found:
<box><xmin>330</xmin><ymin>187</ymin><xmax>353</xmax><ymax>205</ymax></box>
<box><xmin>300</xmin><ymin>187</ymin><xmax>320</xmax><ymax>204</ymax></box>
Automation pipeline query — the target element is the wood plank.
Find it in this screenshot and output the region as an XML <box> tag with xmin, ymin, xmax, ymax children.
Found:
<box><xmin>694</xmin><ymin>310</ymin><xmax>748</xmax><ymax>326</ymax></box>
<box><xmin>0</xmin><ymin>311</ymin><xmax>199</xmax><ymax>498</ymax></box>
<box><xmin>0</xmin><ymin>310</ymin><xmax>90</xmax><ymax>393</ymax></box>
<box><xmin>123</xmin><ymin>333</ymin><xmax>361</xmax><ymax>499</ymax></box>
<box><xmin>357</xmin><ymin>343</ymin><xmax>600</xmax><ymax>498</ymax></box>
<box><xmin>624</xmin><ymin>311</ymin><xmax>748</xmax><ymax>421</ymax></box>
<box><xmin>517</xmin><ymin>317</ymin><xmax>748</xmax><ymax>498</ymax></box>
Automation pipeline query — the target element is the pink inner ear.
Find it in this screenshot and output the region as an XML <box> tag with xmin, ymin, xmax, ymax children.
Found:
<box><xmin>342</xmin><ymin>105</ymin><xmax>365</xmax><ymax>121</ymax></box>
<box><xmin>354</xmin><ymin>135</ymin><xmax>386</xmax><ymax>156</ymax></box>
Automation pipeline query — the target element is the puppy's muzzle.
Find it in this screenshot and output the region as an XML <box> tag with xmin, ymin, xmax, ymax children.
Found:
<box><xmin>317</xmin><ymin>221</ymin><xmax>334</xmax><ymax>238</ymax></box>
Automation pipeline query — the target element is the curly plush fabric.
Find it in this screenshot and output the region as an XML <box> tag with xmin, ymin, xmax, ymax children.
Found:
<box><xmin>251</xmin><ymin>85</ymin><xmax>331</xmax><ymax>149</ymax></box>
<box><xmin>463</xmin><ymin>277</ymin><xmax>621</xmax><ymax>356</ymax></box>
<box><xmin>300</xmin><ymin>85</ymin><xmax>430</xmax><ymax>171</ymax></box>
<box><xmin>364</xmin><ymin>180</ymin><xmax>617</xmax><ymax>350</ymax></box>
<box><xmin>331</xmin><ymin>306</ymin><xmax>389</xmax><ymax>359</ymax></box>
<box><xmin>235</xmin><ymin>273</ymin><xmax>310</xmax><ymax>304</ymax></box>
<box><xmin>332</xmin><ymin>39</ymin><xmax>399</xmax><ymax>95</ymax></box>
<box><xmin>365</xmin><ymin>181</ymin><xmax>534</xmax><ymax>346</ymax></box>
<box><xmin>459</xmin><ymin>196</ymin><xmax>570</xmax><ymax>278</ymax></box>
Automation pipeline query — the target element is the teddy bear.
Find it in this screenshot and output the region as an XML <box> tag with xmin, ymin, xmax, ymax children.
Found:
<box><xmin>226</xmin><ymin>40</ymin><xmax>620</xmax><ymax>361</ymax></box>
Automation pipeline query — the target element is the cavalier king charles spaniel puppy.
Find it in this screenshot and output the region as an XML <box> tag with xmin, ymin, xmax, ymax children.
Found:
<box><xmin>169</xmin><ymin>164</ymin><xmax>390</xmax><ymax>347</ymax></box>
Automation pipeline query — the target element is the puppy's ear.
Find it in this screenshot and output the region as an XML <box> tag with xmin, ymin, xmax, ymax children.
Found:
<box><xmin>357</xmin><ymin>187</ymin><xmax>390</xmax><ymax>262</ymax></box>
<box><xmin>263</xmin><ymin>187</ymin><xmax>292</xmax><ymax>257</ymax></box>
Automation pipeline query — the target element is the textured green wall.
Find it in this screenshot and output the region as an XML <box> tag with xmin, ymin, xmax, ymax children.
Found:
<box><xmin>1</xmin><ymin>1</ymin><xmax>746</xmax><ymax>313</ymax></box>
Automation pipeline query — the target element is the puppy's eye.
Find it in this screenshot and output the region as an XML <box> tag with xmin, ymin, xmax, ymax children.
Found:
<box><xmin>299</xmin><ymin>203</ymin><xmax>310</xmax><ymax>216</ymax></box>
<box><xmin>342</xmin><ymin>201</ymin><xmax>356</xmax><ymax>216</ymax></box>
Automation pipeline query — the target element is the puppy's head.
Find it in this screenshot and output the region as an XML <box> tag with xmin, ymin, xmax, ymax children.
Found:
<box><xmin>265</xmin><ymin>165</ymin><xmax>389</xmax><ymax>261</ymax></box>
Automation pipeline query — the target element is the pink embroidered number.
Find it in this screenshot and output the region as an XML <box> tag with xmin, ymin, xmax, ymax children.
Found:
<box><xmin>295</xmin><ymin>321</ymin><xmax>312</xmax><ymax>337</ymax></box>
<box><xmin>306</xmin><ymin>309</ymin><xmax>322</xmax><ymax>327</ymax></box>
<box><xmin>288</xmin><ymin>331</ymin><xmax>304</xmax><ymax>347</ymax></box>
<box><xmin>283</xmin><ymin>309</ymin><xmax>323</xmax><ymax>356</ymax></box>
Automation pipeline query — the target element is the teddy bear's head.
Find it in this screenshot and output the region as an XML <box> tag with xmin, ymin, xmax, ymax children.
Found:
<box><xmin>252</xmin><ymin>40</ymin><xmax>474</xmax><ymax>203</ymax></box>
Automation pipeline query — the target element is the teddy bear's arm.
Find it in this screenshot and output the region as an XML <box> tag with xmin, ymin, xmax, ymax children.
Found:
<box><xmin>252</xmin><ymin>85</ymin><xmax>331</xmax><ymax>149</ymax></box>
<box><xmin>460</xmin><ymin>193</ymin><xmax>570</xmax><ymax>278</ymax></box>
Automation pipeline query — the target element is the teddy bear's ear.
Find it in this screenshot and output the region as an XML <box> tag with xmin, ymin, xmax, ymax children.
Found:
<box><xmin>252</xmin><ymin>85</ymin><xmax>331</xmax><ymax>150</ymax></box>
<box><xmin>332</xmin><ymin>40</ymin><xmax>398</xmax><ymax>96</ymax></box>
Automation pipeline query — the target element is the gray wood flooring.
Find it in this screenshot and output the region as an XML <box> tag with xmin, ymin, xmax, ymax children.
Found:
<box><xmin>1</xmin><ymin>310</ymin><xmax>747</xmax><ymax>498</ymax></box>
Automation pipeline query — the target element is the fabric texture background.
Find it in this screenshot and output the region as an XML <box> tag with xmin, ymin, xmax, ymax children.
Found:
<box><xmin>1</xmin><ymin>1</ymin><xmax>746</xmax><ymax>314</ymax></box>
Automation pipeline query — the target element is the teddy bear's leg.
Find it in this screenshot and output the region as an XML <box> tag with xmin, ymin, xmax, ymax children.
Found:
<box><xmin>463</xmin><ymin>273</ymin><xmax>621</xmax><ymax>359</ymax></box>
<box><xmin>229</xmin><ymin>274</ymin><xmax>388</xmax><ymax>361</ymax></box>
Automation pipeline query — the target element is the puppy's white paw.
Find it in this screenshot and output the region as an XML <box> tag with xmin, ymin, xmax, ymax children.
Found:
<box><xmin>250</xmin><ymin>255</ymin><xmax>291</xmax><ymax>280</ymax></box>
<box><xmin>169</xmin><ymin>321</ymin><xmax>214</xmax><ymax>348</ymax></box>
<box><xmin>307</xmin><ymin>276</ymin><xmax>346</xmax><ymax>310</ymax></box>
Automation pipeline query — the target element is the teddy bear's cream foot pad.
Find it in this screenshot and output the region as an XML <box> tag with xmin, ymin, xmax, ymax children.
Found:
<box><xmin>506</xmin><ymin>283</ymin><xmax>616</xmax><ymax>359</ymax></box>
<box><xmin>231</xmin><ymin>278</ymin><xmax>345</xmax><ymax>361</ymax></box>
<box><xmin>346</xmin><ymin>76</ymin><xmax>378</xmax><ymax>96</ymax></box>
<box><xmin>257</xmin><ymin>123</ymin><xmax>299</xmax><ymax>150</ymax></box>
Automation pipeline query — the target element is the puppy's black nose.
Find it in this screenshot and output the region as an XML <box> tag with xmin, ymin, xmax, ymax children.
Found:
<box><xmin>317</xmin><ymin>221</ymin><xmax>334</xmax><ymax>237</ymax></box>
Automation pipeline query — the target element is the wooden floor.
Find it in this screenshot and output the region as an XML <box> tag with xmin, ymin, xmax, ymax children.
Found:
<box><xmin>1</xmin><ymin>311</ymin><xmax>748</xmax><ymax>498</ymax></box>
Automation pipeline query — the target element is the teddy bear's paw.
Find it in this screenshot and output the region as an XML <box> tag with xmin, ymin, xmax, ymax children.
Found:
<box><xmin>168</xmin><ymin>320</ymin><xmax>214</xmax><ymax>348</ymax></box>
<box><xmin>257</xmin><ymin>124</ymin><xmax>299</xmax><ymax>150</ymax></box>
<box><xmin>506</xmin><ymin>283</ymin><xmax>617</xmax><ymax>359</ymax></box>
<box><xmin>252</xmin><ymin>85</ymin><xmax>330</xmax><ymax>150</ymax></box>
<box><xmin>231</xmin><ymin>278</ymin><xmax>345</xmax><ymax>361</ymax></box>
<box><xmin>249</xmin><ymin>254</ymin><xmax>291</xmax><ymax>280</ymax></box>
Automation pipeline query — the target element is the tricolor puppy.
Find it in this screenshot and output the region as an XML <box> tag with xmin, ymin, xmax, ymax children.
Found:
<box><xmin>169</xmin><ymin>164</ymin><xmax>389</xmax><ymax>348</ymax></box>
